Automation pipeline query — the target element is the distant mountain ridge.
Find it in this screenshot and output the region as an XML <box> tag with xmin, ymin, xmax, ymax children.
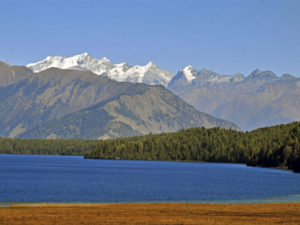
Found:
<box><xmin>27</xmin><ymin>53</ymin><xmax>173</xmax><ymax>87</ymax></box>
<box><xmin>0</xmin><ymin>61</ymin><xmax>239</xmax><ymax>139</ymax></box>
<box><xmin>169</xmin><ymin>66</ymin><xmax>297</xmax><ymax>88</ymax></box>
<box><xmin>23</xmin><ymin>54</ymin><xmax>300</xmax><ymax>130</ymax></box>
<box><xmin>27</xmin><ymin>53</ymin><xmax>298</xmax><ymax>87</ymax></box>
<box><xmin>169</xmin><ymin>66</ymin><xmax>245</xmax><ymax>88</ymax></box>
<box><xmin>168</xmin><ymin>67</ymin><xmax>300</xmax><ymax>130</ymax></box>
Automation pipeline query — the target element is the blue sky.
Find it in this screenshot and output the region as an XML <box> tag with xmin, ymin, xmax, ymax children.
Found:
<box><xmin>0</xmin><ymin>0</ymin><xmax>299</xmax><ymax>76</ymax></box>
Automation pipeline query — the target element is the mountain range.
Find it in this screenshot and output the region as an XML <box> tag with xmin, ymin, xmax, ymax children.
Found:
<box><xmin>27</xmin><ymin>53</ymin><xmax>173</xmax><ymax>87</ymax></box>
<box><xmin>168</xmin><ymin>66</ymin><xmax>300</xmax><ymax>130</ymax></box>
<box><xmin>0</xmin><ymin>61</ymin><xmax>238</xmax><ymax>139</ymax></box>
<box><xmin>25</xmin><ymin>53</ymin><xmax>300</xmax><ymax>130</ymax></box>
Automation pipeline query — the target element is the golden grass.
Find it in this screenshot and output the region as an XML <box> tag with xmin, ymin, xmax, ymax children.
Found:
<box><xmin>0</xmin><ymin>203</ymin><xmax>300</xmax><ymax>225</ymax></box>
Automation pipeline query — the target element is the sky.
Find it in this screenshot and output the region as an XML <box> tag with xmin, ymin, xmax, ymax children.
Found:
<box><xmin>0</xmin><ymin>0</ymin><xmax>299</xmax><ymax>76</ymax></box>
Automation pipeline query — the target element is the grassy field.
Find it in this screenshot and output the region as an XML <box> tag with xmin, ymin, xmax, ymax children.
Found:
<box><xmin>1</xmin><ymin>203</ymin><xmax>300</xmax><ymax>225</ymax></box>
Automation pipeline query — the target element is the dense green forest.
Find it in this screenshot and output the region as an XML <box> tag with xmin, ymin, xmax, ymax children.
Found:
<box><xmin>84</xmin><ymin>122</ymin><xmax>300</xmax><ymax>173</ymax></box>
<box><xmin>0</xmin><ymin>138</ymin><xmax>97</xmax><ymax>155</ymax></box>
<box><xmin>0</xmin><ymin>122</ymin><xmax>299</xmax><ymax>172</ymax></box>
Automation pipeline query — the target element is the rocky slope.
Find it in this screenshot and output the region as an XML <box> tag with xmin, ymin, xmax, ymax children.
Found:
<box><xmin>22</xmin><ymin>54</ymin><xmax>300</xmax><ymax>131</ymax></box>
<box><xmin>0</xmin><ymin>62</ymin><xmax>239</xmax><ymax>139</ymax></box>
<box><xmin>168</xmin><ymin>67</ymin><xmax>300</xmax><ymax>130</ymax></box>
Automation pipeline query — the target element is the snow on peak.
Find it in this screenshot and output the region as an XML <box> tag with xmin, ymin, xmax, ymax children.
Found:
<box><xmin>106</xmin><ymin>61</ymin><xmax>172</xmax><ymax>85</ymax></box>
<box><xmin>27</xmin><ymin>53</ymin><xmax>114</xmax><ymax>75</ymax></box>
<box><xmin>99</xmin><ymin>57</ymin><xmax>110</xmax><ymax>63</ymax></box>
<box><xmin>184</xmin><ymin>65</ymin><xmax>194</xmax><ymax>70</ymax></box>
<box><xmin>26</xmin><ymin>54</ymin><xmax>173</xmax><ymax>87</ymax></box>
<box><xmin>182</xmin><ymin>65</ymin><xmax>196</xmax><ymax>82</ymax></box>
<box><xmin>172</xmin><ymin>66</ymin><xmax>246</xmax><ymax>86</ymax></box>
<box><xmin>146</xmin><ymin>61</ymin><xmax>156</xmax><ymax>67</ymax></box>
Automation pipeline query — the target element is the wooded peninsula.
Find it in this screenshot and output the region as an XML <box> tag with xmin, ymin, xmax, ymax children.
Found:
<box><xmin>1</xmin><ymin>122</ymin><xmax>299</xmax><ymax>172</ymax></box>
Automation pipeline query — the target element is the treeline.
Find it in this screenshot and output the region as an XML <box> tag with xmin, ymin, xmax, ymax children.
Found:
<box><xmin>84</xmin><ymin>122</ymin><xmax>300</xmax><ymax>172</ymax></box>
<box><xmin>0</xmin><ymin>138</ymin><xmax>98</xmax><ymax>156</ymax></box>
<box><xmin>1</xmin><ymin>122</ymin><xmax>299</xmax><ymax>172</ymax></box>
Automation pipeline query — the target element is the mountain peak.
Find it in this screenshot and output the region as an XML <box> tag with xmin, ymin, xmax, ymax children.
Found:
<box><xmin>74</xmin><ymin>52</ymin><xmax>90</xmax><ymax>58</ymax></box>
<box><xmin>26</xmin><ymin>54</ymin><xmax>173</xmax><ymax>86</ymax></box>
<box><xmin>44</xmin><ymin>55</ymin><xmax>63</xmax><ymax>61</ymax></box>
<box><xmin>182</xmin><ymin>65</ymin><xmax>196</xmax><ymax>82</ymax></box>
<box><xmin>281</xmin><ymin>73</ymin><xmax>297</xmax><ymax>80</ymax></box>
<box><xmin>26</xmin><ymin>53</ymin><xmax>113</xmax><ymax>74</ymax></box>
<box><xmin>183</xmin><ymin>65</ymin><xmax>194</xmax><ymax>70</ymax></box>
<box><xmin>82</xmin><ymin>52</ymin><xmax>89</xmax><ymax>56</ymax></box>
<box><xmin>145</xmin><ymin>61</ymin><xmax>157</xmax><ymax>68</ymax></box>
<box><xmin>248</xmin><ymin>69</ymin><xmax>277</xmax><ymax>80</ymax></box>
<box><xmin>99</xmin><ymin>56</ymin><xmax>110</xmax><ymax>63</ymax></box>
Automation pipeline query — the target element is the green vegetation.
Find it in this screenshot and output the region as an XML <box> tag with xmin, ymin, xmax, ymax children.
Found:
<box><xmin>0</xmin><ymin>138</ymin><xmax>97</xmax><ymax>156</ymax></box>
<box><xmin>0</xmin><ymin>122</ymin><xmax>299</xmax><ymax>172</ymax></box>
<box><xmin>84</xmin><ymin>122</ymin><xmax>300</xmax><ymax>173</ymax></box>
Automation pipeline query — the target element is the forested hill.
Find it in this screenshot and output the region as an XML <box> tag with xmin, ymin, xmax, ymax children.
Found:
<box><xmin>0</xmin><ymin>138</ymin><xmax>97</xmax><ymax>156</ymax></box>
<box><xmin>0</xmin><ymin>122</ymin><xmax>299</xmax><ymax>172</ymax></box>
<box><xmin>84</xmin><ymin>122</ymin><xmax>300</xmax><ymax>173</ymax></box>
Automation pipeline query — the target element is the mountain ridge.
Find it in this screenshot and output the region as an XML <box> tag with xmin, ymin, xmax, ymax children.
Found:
<box><xmin>17</xmin><ymin>55</ymin><xmax>300</xmax><ymax>130</ymax></box>
<box><xmin>26</xmin><ymin>53</ymin><xmax>298</xmax><ymax>85</ymax></box>
<box><xmin>26</xmin><ymin>53</ymin><xmax>173</xmax><ymax>87</ymax></box>
<box><xmin>168</xmin><ymin>67</ymin><xmax>300</xmax><ymax>130</ymax></box>
<box><xmin>0</xmin><ymin>62</ymin><xmax>239</xmax><ymax>139</ymax></box>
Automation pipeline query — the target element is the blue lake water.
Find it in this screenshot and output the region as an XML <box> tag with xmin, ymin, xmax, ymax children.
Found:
<box><xmin>1</xmin><ymin>154</ymin><xmax>300</xmax><ymax>203</ymax></box>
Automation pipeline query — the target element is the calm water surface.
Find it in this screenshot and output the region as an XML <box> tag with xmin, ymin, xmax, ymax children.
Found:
<box><xmin>1</xmin><ymin>154</ymin><xmax>300</xmax><ymax>203</ymax></box>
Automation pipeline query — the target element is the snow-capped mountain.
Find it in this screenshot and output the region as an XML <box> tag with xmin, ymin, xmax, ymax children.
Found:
<box><xmin>182</xmin><ymin>65</ymin><xmax>197</xmax><ymax>82</ymax></box>
<box><xmin>26</xmin><ymin>53</ymin><xmax>173</xmax><ymax>86</ymax></box>
<box><xmin>105</xmin><ymin>61</ymin><xmax>174</xmax><ymax>86</ymax></box>
<box><xmin>168</xmin><ymin>65</ymin><xmax>245</xmax><ymax>88</ymax></box>
<box><xmin>27</xmin><ymin>53</ymin><xmax>113</xmax><ymax>75</ymax></box>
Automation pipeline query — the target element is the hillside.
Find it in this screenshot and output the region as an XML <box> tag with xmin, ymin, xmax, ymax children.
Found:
<box><xmin>168</xmin><ymin>67</ymin><xmax>300</xmax><ymax>130</ymax></box>
<box><xmin>85</xmin><ymin>122</ymin><xmax>300</xmax><ymax>172</ymax></box>
<box><xmin>19</xmin><ymin>84</ymin><xmax>238</xmax><ymax>139</ymax></box>
<box><xmin>0</xmin><ymin>62</ymin><xmax>238</xmax><ymax>139</ymax></box>
<box><xmin>25</xmin><ymin>55</ymin><xmax>300</xmax><ymax>131</ymax></box>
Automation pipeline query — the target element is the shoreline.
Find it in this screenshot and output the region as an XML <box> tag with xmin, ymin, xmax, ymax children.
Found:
<box><xmin>3</xmin><ymin>201</ymin><xmax>300</xmax><ymax>207</ymax></box>
<box><xmin>1</xmin><ymin>202</ymin><xmax>300</xmax><ymax>224</ymax></box>
<box><xmin>2</xmin><ymin>197</ymin><xmax>300</xmax><ymax>206</ymax></box>
<box><xmin>1</xmin><ymin>153</ymin><xmax>296</xmax><ymax>175</ymax></box>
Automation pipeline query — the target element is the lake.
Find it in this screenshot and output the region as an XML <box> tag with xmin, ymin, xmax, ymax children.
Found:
<box><xmin>1</xmin><ymin>154</ymin><xmax>300</xmax><ymax>203</ymax></box>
